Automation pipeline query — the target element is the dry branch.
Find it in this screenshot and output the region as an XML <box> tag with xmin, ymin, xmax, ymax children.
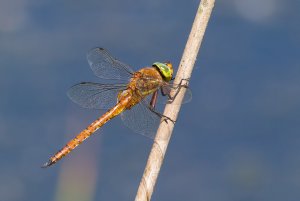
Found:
<box><xmin>134</xmin><ymin>0</ymin><xmax>216</xmax><ymax>200</ymax></box>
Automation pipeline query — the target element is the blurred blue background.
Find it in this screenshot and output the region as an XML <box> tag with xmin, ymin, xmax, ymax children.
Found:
<box><xmin>1</xmin><ymin>0</ymin><xmax>300</xmax><ymax>201</ymax></box>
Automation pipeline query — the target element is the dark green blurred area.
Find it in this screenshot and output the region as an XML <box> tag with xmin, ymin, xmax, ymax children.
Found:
<box><xmin>1</xmin><ymin>0</ymin><xmax>300</xmax><ymax>201</ymax></box>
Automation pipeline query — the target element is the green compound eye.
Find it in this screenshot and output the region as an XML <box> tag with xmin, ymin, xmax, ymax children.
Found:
<box><xmin>152</xmin><ymin>62</ymin><xmax>173</xmax><ymax>82</ymax></box>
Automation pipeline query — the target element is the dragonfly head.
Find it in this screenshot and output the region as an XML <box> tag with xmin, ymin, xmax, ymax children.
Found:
<box><xmin>152</xmin><ymin>62</ymin><xmax>173</xmax><ymax>82</ymax></box>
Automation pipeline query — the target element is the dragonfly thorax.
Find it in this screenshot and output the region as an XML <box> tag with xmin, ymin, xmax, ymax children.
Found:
<box><xmin>131</xmin><ymin>67</ymin><xmax>165</xmax><ymax>97</ymax></box>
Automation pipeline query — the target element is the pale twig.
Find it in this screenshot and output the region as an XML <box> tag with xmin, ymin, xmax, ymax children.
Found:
<box><xmin>134</xmin><ymin>0</ymin><xmax>216</xmax><ymax>201</ymax></box>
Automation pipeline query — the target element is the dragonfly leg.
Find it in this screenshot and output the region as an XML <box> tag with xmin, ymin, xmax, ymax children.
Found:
<box><xmin>167</xmin><ymin>78</ymin><xmax>190</xmax><ymax>103</ymax></box>
<box><xmin>149</xmin><ymin>91</ymin><xmax>175</xmax><ymax>124</ymax></box>
<box><xmin>150</xmin><ymin>90</ymin><xmax>158</xmax><ymax>109</ymax></box>
<box><xmin>148</xmin><ymin>106</ymin><xmax>176</xmax><ymax>124</ymax></box>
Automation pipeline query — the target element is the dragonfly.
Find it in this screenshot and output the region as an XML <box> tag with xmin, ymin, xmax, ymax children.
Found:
<box><xmin>42</xmin><ymin>47</ymin><xmax>191</xmax><ymax>168</ymax></box>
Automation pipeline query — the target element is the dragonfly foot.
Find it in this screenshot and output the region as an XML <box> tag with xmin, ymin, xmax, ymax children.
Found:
<box><xmin>148</xmin><ymin>107</ymin><xmax>176</xmax><ymax>124</ymax></box>
<box><xmin>167</xmin><ymin>78</ymin><xmax>190</xmax><ymax>104</ymax></box>
<box><xmin>162</xmin><ymin>116</ymin><xmax>176</xmax><ymax>124</ymax></box>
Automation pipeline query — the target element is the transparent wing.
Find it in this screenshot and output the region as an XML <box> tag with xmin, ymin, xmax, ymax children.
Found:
<box><xmin>156</xmin><ymin>83</ymin><xmax>192</xmax><ymax>105</ymax></box>
<box><xmin>67</xmin><ymin>82</ymin><xmax>127</xmax><ymax>109</ymax></box>
<box><xmin>87</xmin><ymin>47</ymin><xmax>134</xmax><ymax>81</ymax></box>
<box><xmin>121</xmin><ymin>100</ymin><xmax>162</xmax><ymax>139</ymax></box>
<box><xmin>120</xmin><ymin>86</ymin><xmax>191</xmax><ymax>139</ymax></box>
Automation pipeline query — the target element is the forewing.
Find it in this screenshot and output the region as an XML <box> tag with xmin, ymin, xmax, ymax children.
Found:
<box><xmin>156</xmin><ymin>84</ymin><xmax>192</xmax><ymax>105</ymax></box>
<box><xmin>67</xmin><ymin>82</ymin><xmax>127</xmax><ymax>109</ymax></box>
<box><xmin>121</xmin><ymin>100</ymin><xmax>162</xmax><ymax>139</ymax></box>
<box><xmin>167</xmin><ymin>83</ymin><xmax>192</xmax><ymax>104</ymax></box>
<box><xmin>87</xmin><ymin>47</ymin><xmax>134</xmax><ymax>81</ymax></box>
<box><xmin>182</xmin><ymin>87</ymin><xmax>192</xmax><ymax>103</ymax></box>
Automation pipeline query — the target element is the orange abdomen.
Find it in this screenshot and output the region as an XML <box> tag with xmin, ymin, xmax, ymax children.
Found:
<box><xmin>42</xmin><ymin>96</ymin><xmax>130</xmax><ymax>168</ymax></box>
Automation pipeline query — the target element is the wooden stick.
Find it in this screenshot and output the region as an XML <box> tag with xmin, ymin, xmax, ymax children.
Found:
<box><xmin>134</xmin><ymin>0</ymin><xmax>216</xmax><ymax>200</ymax></box>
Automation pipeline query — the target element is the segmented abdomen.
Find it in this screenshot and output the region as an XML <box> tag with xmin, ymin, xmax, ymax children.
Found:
<box><xmin>42</xmin><ymin>97</ymin><xmax>129</xmax><ymax>168</ymax></box>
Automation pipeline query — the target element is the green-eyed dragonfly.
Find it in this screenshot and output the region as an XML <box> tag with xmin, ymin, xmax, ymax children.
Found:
<box><xmin>43</xmin><ymin>48</ymin><xmax>191</xmax><ymax>167</ymax></box>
